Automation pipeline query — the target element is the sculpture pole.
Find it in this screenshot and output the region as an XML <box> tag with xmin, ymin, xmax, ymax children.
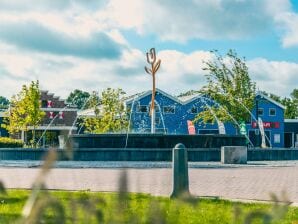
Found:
<box><xmin>145</xmin><ymin>48</ymin><xmax>161</xmax><ymax>133</ymax></box>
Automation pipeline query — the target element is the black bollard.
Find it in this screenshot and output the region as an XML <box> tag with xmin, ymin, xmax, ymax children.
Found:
<box><xmin>170</xmin><ymin>143</ymin><xmax>190</xmax><ymax>198</ymax></box>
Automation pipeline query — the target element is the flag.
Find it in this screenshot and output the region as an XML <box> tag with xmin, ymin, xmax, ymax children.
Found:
<box><xmin>187</xmin><ymin>120</ymin><xmax>196</xmax><ymax>135</ymax></box>
<box><xmin>49</xmin><ymin>111</ymin><xmax>54</xmax><ymax>119</ymax></box>
<box><xmin>47</xmin><ymin>100</ymin><xmax>53</xmax><ymax>108</ymax></box>
<box><xmin>59</xmin><ymin>111</ymin><xmax>64</xmax><ymax>119</ymax></box>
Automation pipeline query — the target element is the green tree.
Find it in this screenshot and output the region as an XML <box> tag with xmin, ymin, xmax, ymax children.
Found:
<box><xmin>177</xmin><ymin>90</ymin><xmax>200</xmax><ymax>97</ymax></box>
<box><xmin>0</xmin><ymin>96</ymin><xmax>9</xmax><ymax>110</ymax></box>
<box><xmin>82</xmin><ymin>88</ymin><xmax>128</xmax><ymax>133</ymax></box>
<box><xmin>2</xmin><ymin>81</ymin><xmax>45</xmax><ymax>147</ymax></box>
<box><xmin>67</xmin><ymin>89</ymin><xmax>90</xmax><ymax>109</ymax></box>
<box><xmin>195</xmin><ymin>50</ymin><xmax>256</xmax><ymax>131</ymax></box>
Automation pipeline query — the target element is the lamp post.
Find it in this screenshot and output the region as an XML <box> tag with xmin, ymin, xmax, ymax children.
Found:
<box><xmin>145</xmin><ymin>48</ymin><xmax>161</xmax><ymax>134</ymax></box>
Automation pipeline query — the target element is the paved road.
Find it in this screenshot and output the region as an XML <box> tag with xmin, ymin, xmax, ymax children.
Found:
<box><xmin>0</xmin><ymin>164</ymin><xmax>297</xmax><ymax>203</ymax></box>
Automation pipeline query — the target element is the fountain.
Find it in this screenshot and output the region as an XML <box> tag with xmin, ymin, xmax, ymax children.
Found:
<box><xmin>68</xmin><ymin>48</ymin><xmax>247</xmax><ymax>157</ymax></box>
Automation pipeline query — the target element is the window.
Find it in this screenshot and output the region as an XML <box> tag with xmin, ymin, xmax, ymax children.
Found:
<box><xmin>255</xmin><ymin>129</ymin><xmax>259</xmax><ymax>135</ymax></box>
<box><xmin>41</xmin><ymin>100</ymin><xmax>47</xmax><ymax>108</ymax></box>
<box><xmin>274</xmin><ymin>134</ymin><xmax>280</xmax><ymax>143</ymax></box>
<box><xmin>149</xmin><ymin>103</ymin><xmax>160</xmax><ymax>112</ymax></box>
<box><xmin>257</xmin><ymin>108</ymin><xmax>264</xmax><ymax>116</ymax></box>
<box><xmin>190</xmin><ymin>107</ymin><xmax>198</xmax><ymax>114</ymax></box>
<box><xmin>163</xmin><ymin>106</ymin><xmax>175</xmax><ymax>114</ymax></box>
<box><xmin>269</xmin><ymin>108</ymin><xmax>276</xmax><ymax>116</ymax></box>
<box><xmin>137</xmin><ymin>105</ymin><xmax>148</xmax><ymax>113</ymax></box>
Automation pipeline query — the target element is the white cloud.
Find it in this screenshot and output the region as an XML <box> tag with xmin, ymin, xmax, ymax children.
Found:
<box><xmin>248</xmin><ymin>58</ymin><xmax>298</xmax><ymax>96</ymax></box>
<box><xmin>275</xmin><ymin>12</ymin><xmax>298</xmax><ymax>47</ymax></box>
<box><xmin>0</xmin><ymin>42</ymin><xmax>297</xmax><ymax>99</ymax></box>
<box><xmin>0</xmin><ymin>0</ymin><xmax>297</xmax><ymax>100</ymax></box>
<box><xmin>0</xmin><ymin>0</ymin><xmax>295</xmax><ymax>46</ymax></box>
<box><xmin>96</xmin><ymin>0</ymin><xmax>291</xmax><ymax>42</ymax></box>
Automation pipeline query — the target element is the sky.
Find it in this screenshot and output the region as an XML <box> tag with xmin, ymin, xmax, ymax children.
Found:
<box><xmin>0</xmin><ymin>0</ymin><xmax>298</xmax><ymax>99</ymax></box>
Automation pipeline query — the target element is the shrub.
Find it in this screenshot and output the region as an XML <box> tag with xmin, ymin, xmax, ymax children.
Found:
<box><xmin>0</xmin><ymin>137</ymin><xmax>24</xmax><ymax>148</ymax></box>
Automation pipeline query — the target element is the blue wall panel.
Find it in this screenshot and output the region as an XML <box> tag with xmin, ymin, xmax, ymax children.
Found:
<box><xmin>127</xmin><ymin>90</ymin><xmax>285</xmax><ymax>148</ymax></box>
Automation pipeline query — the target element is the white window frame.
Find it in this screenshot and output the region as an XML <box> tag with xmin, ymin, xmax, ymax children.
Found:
<box><xmin>269</xmin><ymin>108</ymin><xmax>276</xmax><ymax>116</ymax></box>
<box><xmin>163</xmin><ymin>106</ymin><xmax>175</xmax><ymax>114</ymax></box>
<box><xmin>136</xmin><ymin>105</ymin><xmax>148</xmax><ymax>113</ymax></box>
<box><xmin>257</xmin><ymin>108</ymin><xmax>264</xmax><ymax>116</ymax></box>
<box><xmin>190</xmin><ymin>107</ymin><xmax>198</xmax><ymax>114</ymax></box>
<box><xmin>274</xmin><ymin>134</ymin><xmax>280</xmax><ymax>144</ymax></box>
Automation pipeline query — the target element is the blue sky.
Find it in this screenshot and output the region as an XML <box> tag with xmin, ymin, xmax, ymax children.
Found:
<box><xmin>0</xmin><ymin>0</ymin><xmax>298</xmax><ymax>98</ymax></box>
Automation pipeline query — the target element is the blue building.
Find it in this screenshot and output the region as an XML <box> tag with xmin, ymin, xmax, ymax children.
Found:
<box><xmin>284</xmin><ymin>119</ymin><xmax>298</xmax><ymax>148</ymax></box>
<box><xmin>126</xmin><ymin>89</ymin><xmax>285</xmax><ymax>148</ymax></box>
<box><xmin>247</xmin><ymin>93</ymin><xmax>285</xmax><ymax>148</ymax></box>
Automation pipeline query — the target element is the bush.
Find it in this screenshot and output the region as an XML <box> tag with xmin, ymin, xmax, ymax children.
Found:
<box><xmin>0</xmin><ymin>137</ymin><xmax>24</xmax><ymax>148</ymax></box>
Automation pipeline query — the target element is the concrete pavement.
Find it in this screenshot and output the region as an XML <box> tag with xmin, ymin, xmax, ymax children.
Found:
<box><xmin>0</xmin><ymin>162</ymin><xmax>297</xmax><ymax>203</ymax></box>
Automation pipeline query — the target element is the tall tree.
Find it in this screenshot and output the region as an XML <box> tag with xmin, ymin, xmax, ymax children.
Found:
<box><xmin>195</xmin><ymin>50</ymin><xmax>256</xmax><ymax>130</ymax></box>
<box><xmin>67</xmin><ymin>89</ymin><xmax>90</xmax><ymax>109</ymax></box>
<box><xmin>2</xmin><ymin>81</ymin><xmax>45</xmax><ymax>147</ymax></box>
<box><xmin>82</xmin><ymin>88</ymin><xmax>128</xmax><ymax>133</ymax></box>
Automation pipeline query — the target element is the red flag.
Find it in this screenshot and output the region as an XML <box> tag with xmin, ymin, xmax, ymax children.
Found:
<box><xmin>47</xmin><ymin>100</ymin><xmax>53</xmax><ymax>108</ymax></box>
<box><xmin>49</xmin><ymin>111</ymin><xmax>54</xmax><ymax>119</ymax></box>
<box><xmin>187</xmin><ymin>120</ymin><xmax>196</xmax><ymax>135</ymax></box>
<box><xmin>59</xmin><ymin>111</ymin><xmax>64</xmax><ymax>119</ymax></box>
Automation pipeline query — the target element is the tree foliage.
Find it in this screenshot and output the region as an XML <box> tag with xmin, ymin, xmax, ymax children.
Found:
<box><xmin>66</xmin><ymin>89</ymin><xmax>90</xmax><ymax>109</ymax></box>
<box><xmin>82</xmin><ymin>88</ymin><xmax>128</xmax><ymax>133</ymax></box>
<box><xmin>195</xmin><ymin>50</ymin><xmax>256</xmax><ymax>129</ymax></box>
<box><xmin>2</xmin><ymin>81</ymin><xmax>45</xmax><ymax>146</ymax></box>
<box><xmin>177</xmin><ymin>90</ymin><xmax>200</xmax><ymax>97</ymax></box>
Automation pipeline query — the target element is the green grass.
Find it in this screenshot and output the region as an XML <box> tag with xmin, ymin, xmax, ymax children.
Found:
<box><xmin>0</xmin><ymin>190</ymin><xmax>297</xmax><ymax>223</ymax></box>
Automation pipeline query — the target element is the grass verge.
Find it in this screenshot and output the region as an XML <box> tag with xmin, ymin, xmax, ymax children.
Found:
<box><xmin>0</xmin><ymin>190</ymin><xmax>297</xmax><ymax>223</ymax></box>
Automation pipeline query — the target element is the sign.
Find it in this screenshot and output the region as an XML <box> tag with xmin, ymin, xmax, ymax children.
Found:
<box><xmin>187</xmin><ymin>120</ymin><xmax>196</xmax><ymax>135</ymax></box>
<box><xmin>252</xmin><ymin>122</ymin><xmax>280</xmax><ymax>129</ymax></box>
<box><xmin>239</xmin><ymin>122</ymin><xmax>247</xmax><ymax>135</ymax></box>
<box><xmin>218</xmin><ymin>121</ymin><xmax>226</xmax><ymax>134</ymax></box>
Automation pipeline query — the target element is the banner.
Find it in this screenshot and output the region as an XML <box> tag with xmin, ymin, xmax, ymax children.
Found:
<box><xmin>218</xmin><ymin>121</ymin><xmax>226</xmax><ymax>135</ymax></box>
<box><xmin>187</xmin><ymin>120</ymin><xmax>196</xmax><ymax>135</ymax></box>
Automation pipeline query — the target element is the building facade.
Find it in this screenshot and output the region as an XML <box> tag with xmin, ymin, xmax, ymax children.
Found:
<box><xmin>126</xmin><ymin>89</ymin><xmax>286</xmax><ymax>148</ymax></box>
<box><xmin>30</xmin><ymin>91</ymin><xmax>78</xmax><ymax>146</ymax></box>
<box><xmin>284</xmin><ymin>119</ymin><xmax>298</xmax><ymax>148</ymax></box>
<box><xmin>0</xmin><ymin>111</ymin><xmax>9</xmax><ymax>137</ymax></box>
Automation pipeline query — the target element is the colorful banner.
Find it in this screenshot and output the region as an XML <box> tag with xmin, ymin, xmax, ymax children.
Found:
<box><xmin>252</xmin><ymin>122</ymin><xmax>280</xmax><ymax>129</ymax></box>
<box><xmin>187</xmin><ymin>120</ymin><xmax>196</xmax><ymax>135</ymax></box>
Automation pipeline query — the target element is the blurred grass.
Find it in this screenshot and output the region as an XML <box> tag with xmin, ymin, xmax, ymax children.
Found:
<box><xmin>0</xmin><ymin>189</ymin><xmax>297</xmax><ymax>224</ymax></box>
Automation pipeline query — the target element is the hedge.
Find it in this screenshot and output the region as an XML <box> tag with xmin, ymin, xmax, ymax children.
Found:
<box><xmin>0</xmin><ymin>137</ymin><xmax>24</xmax><ymax>148</ymax></box>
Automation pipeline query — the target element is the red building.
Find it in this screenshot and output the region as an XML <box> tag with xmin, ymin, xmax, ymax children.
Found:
<box><xmin>26</xmin><ymin>90</ymin><xmax>78</xmax><ymax>147</ymax></box>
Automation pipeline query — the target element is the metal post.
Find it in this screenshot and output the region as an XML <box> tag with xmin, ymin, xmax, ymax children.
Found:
<box><xmin>171</xmin><ymin>143</ymin><xmax>190</xmax><ymax>198</ymax></box>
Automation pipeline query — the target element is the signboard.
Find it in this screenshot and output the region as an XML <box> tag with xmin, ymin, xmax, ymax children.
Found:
<box><xmin>239</xmin><ymin>122</ymin><xmax>247</xmax><ymax>135</ymax></box>
<box><xmin>187</xmin><ymin>120</ymin><xmax>196</xmax><ymax>135</ymax></box>
<box><xmin>252</xmin><ymin>122</ymin><xmax>280</xmax><ymax>129</ymax></box>
<box><xmin>218</xmin><ymin>121</ymin><xmax>226</xmax><ymax>135</ymax></box>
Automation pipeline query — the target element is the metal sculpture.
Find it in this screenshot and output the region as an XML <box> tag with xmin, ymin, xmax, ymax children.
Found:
<box><xmin>145</xmin><ymin>48</ymin><xmax>161</xmax><ymax>133</ymax></box>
